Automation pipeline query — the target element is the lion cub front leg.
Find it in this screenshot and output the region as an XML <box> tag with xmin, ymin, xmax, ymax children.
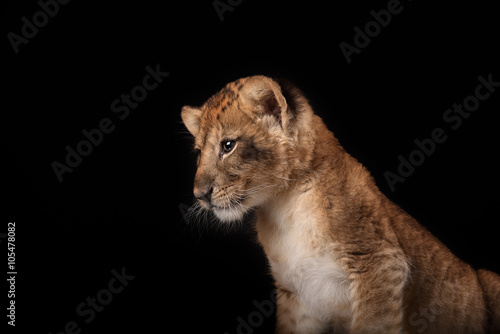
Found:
<box><xmin>275</xmin><ymin>288</ymin><xmax>327</xmax><ymax>334</ymax></box>
<box><xmin>347</xmin><ymin>250</ymin><xmax>409</xmax><ymax>334</ymax></box>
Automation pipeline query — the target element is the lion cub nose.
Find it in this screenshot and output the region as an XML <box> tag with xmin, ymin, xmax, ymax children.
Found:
<box><xmin>194</xmin><ymin>187</ymin><xmax>213</xmax><ymax>205</ymax></box>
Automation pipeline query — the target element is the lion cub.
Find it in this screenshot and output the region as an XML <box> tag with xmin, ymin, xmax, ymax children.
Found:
<box><xmin>181</xmin><ymin>76</ymin><xmax>500</xmax><ymax>333</ymax></box>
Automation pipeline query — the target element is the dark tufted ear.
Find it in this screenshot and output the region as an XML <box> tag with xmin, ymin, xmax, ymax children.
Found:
<box><xmin>239</xmin><ymin>75</ymin><xmax>289</xmax><ymax>129</ymax></box>
<box><xmin>181</xmin><ymin>105</ymin><xmax>203</xmax><ymax>136</ymax></box>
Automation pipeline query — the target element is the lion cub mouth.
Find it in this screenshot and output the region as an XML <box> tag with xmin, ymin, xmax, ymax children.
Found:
<box><xmin>195</xmin><ymin>182</ymin><xmax>272</xmax><ymax>223</ymax></box>
<box><xmin>211</xmin><ymin>203</ymin><xmax>247</xmax><ymax>223</ymax></box>
<box><xmin>201</xmin><ymin>186</ymin><xmax>251</xmax><ymax>222</ymax></box>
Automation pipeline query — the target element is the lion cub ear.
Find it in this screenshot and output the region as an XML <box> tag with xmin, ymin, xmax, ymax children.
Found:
<box><xmin>240</xmin><ymin>76</ymin><xmax>289</xmax><ymax>129</ymax></box>
<box><xmin>181</xmin><ymin>106</ymin><xmax>203</xmax><ymax>137</ymax></box>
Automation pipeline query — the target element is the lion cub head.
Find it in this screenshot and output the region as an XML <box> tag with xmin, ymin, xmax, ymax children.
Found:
<box><xmin>181</xmin><ymin>76</ymin><xmax>313</xmax><ymax>222</ymax></box>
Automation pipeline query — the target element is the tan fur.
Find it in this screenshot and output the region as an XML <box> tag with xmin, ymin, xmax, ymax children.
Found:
<box><xmin>182</xmin><ymin>76</ymin><xmax>500</xmax><ymax>333</ymax></box>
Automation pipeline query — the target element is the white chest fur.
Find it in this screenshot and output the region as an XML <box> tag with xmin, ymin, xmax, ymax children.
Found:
<box><xmin>258</xmin><ymin>189</ymin><xmax>353</xmax><ymax>329</ymax></box>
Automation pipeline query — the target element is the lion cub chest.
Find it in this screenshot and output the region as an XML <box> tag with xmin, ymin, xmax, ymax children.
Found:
<box><xmin>257</xmin><ymin>192</ymin><xmax>353</xmax><ymax>327</ymax></box>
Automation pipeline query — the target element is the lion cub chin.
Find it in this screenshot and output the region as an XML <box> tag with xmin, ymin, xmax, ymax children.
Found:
<box><xmin>182</xmin><ymin>75</ymin><xmax>500</xmax><ymax>334</ymax></box>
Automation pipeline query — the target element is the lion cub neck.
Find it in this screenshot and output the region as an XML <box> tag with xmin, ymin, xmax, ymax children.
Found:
<box><xmin>256</xmin><ymin>117</ymin><xmax>357</xmax><ymax>332</ymax></box>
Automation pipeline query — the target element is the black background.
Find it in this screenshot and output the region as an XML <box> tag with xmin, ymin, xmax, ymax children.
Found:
<box><xmin>1</xmin><ymin>0</ymin><xmax>499</xmax><ymax>333</ymax></box>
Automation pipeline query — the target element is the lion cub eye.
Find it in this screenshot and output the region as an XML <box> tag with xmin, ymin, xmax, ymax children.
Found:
<box><xmin>221</xmin><ymin>140</ymin><xmax>236</xmax><ymax>154</ymax></box>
